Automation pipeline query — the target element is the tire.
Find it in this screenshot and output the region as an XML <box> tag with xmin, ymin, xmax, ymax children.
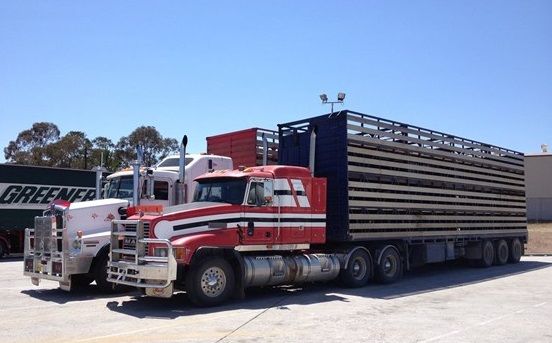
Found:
<box><xmin>185</xmin><ymin>257</ymin><xmax>235</xmax><ymax>307</ymax></box>
<box><xmin>94</xmin><ymin>250</ymin><xmax>117</xmax><ymax>293</ymax></box>
<box><xmin>0</xmin><ymin>241</ymin><xmax>6</xmax><ymax>258</ymax></box>
<box><xmin>509</xmin><ymin>238</ymin><xmax>522</xmax><ymax>264</ymax></box>
<box><xmin>70</xmin><ymin>274</ymin><xmax>94</xmax><ymax>290</ymax></box>
<box><xmin>375</xmin><ymin>247</ymin><xmax>403</xmax><ymax>284</ymax></box>
<box><xmin>494</xmin><ymin>239</ymin><xmax>509</xmax><ymax>265</ymax></box>
<box><xmin>338</xmin><ymin>249</ymin><xmax>372</xmax><ymax>288</ymax></box>
<box><xmin>479</xmin><ymin>240</ymin><xmax>494</xmax><ymax>268</ymax></box>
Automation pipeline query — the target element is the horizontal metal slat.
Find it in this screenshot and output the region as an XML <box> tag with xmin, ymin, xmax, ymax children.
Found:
<box><xmin>347</xmin><ymin>134</ymin><xmax>525</xmax><ymax>172</ymax></box>
<box><xmin>349</xmin><ymin>213</ymin><xmax>527</xmax><ymax>222</ymax></box>
<box><xmin>112</xmin><ymin>249</ymin><xmax>137</xmax><ymax>255</ymax></box>
<box><xmin>347</xmin><ymin>114</ymin><xmax>523</xmax><ymax>160</ymax></box>
<box><xmin>347</xmin><ymin>155</ymin><xmax>525</xmax><ymax>186</ymax></box>
<box><xmin>349</xmin><ymin>228</ymin><xmax>528</xmax><ymax>240</ymax></box>
<box><xmin>349</xmin><ymin>200</ymin><xmax>526</xmax><ymax>213</ymax></box>
<box><xmin>347</xmin><ymin>145</ymin><xmax>525</xmax><ymax>181</ymax></box>
<box><xmin>349</xmin><ymin>222</ymin><xmax>526</xmax><ymax>230</ymax></box>
<box><xmin>348</xmin><ymin>165</ymin><xmax>525</xmax><ymax>192</ymax></box>
<box><xmin>347</xmin><ymin>123</ymin><xmax>524</xmax><ymax>167</ymax></box>
<box><xmin>348</xmin><ymin>181</ymin><xmax>526</xmax><ymax>201</ymax></box>
<box><xmin>348</xmin><ymin>190</ymin><xmax>525</xmax><ymax>207</ymax></box>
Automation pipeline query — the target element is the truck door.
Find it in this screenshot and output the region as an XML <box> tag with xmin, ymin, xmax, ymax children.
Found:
<box><xmin>240</xmin><ymin>178</ymin><xmax>276</xmax><ymax>246</ymax></box>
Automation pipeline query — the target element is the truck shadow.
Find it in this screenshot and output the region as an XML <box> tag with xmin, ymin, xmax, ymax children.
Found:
<box><xmin>21</xmin><ymin>285</ymin><xmax>139</xmax><ymax>304</ymax></box>
<box><xmin>104</xmin><ymin>259</ymin><xmax>551</xmax><ymax>319</ymax></box>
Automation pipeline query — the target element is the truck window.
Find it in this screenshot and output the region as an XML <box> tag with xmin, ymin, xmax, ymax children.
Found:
<box><xmin>156</xmin><ymin>157</ymin><xmax>193</xmax><ymax>167</ymax></box>
<box><xmin>154</xmin><ymin>181</ymin><xmax>169</xmax><ymax>200</ymax></box>
<box><xmin>142</xmin><ymin>180</ymin><xmax>169</xmax><ymax>200</ymax></box>
<box><xmin>105</xmin><ymin>176</ymin><xmax>133</xmax><ymax>199</ymax></box>
<box><xmin>193</xmin><ymin>178</ymin><xmax>247</xmax><ymax>205</ymax></box>
<box><xmin>247</xmin><ymin>181</ymin><xmax>273</xmax><ymax>206</ymax></box>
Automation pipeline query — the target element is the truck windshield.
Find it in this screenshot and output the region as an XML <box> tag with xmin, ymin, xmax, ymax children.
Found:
<box><xmin>193</xmin><ymin>178</ymin><xmax>246</xmax><ymax>205</ymax></box>
<box><xmin>105</xmin><ymin>176</ymin><xmax>134</xmax><ymax>199</ymax></box>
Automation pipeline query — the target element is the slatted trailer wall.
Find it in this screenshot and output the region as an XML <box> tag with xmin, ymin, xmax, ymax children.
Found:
<box><xmin>207</xmin><ymin>128</ymin><xmax>278</xmax><ymax>167</ymax></box>
<box><xmin>279</xmin><ymin>110</ymin><xmax>527</xmax><ymax>243</ymax></box>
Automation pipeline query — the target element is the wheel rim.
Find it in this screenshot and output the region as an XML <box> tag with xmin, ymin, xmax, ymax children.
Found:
<box><xmin>484</xmin><ymin>243</ymin><xmax>493</xmax><ymax>263</ymax></box>
<box><xmin>200</xmin><ymin>267</ymin><xmax>226</xmax><ymax>298</ymax></box>
<box><xmin>351</xmin><ymin>257</ymin><xmax>367</xmax><ymax>280</ymax></box>
<box><xmin>513</xmin><ymin>241</ymin><xmax>521</xmax><ymax>259</ymax></box>
<box><xmin>383</xmin><ymin>255</ymin><xmax>397</xmax><ymax>277</ymax></box>
<box><xmin>499</xmin><ymin>244</ymin><xmax>508</xmax><ymax>261</ymax></box>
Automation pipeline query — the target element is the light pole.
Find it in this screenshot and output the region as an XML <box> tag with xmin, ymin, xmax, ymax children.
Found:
<box><xmin>320</xmin><ymin>92</ymin><xmax>346</xmax><ymax>115</ymax></box>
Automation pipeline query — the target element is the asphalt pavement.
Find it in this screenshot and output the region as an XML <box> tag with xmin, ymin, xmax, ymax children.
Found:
<box><xmin>1</xmin><ymin>256</ymin><xmax>551</xmax><ymax>343</ymax></box>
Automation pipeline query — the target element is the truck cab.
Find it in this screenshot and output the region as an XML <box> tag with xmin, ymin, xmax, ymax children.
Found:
<box><xmin>24</xmin><ymin>153</ymin><xmax>232</xmax><ymax>292</ymax></box>
<box><xmin>108</xmin><ymin>165</ymin><xmax>335</xmax><ymax>305</ymax></box>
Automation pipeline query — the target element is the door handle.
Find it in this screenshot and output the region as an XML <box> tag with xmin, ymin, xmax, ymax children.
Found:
<box><xmin>247</xmin><ymin>220</ymin><xmax>254</xmax><ymax>237</ymax></box>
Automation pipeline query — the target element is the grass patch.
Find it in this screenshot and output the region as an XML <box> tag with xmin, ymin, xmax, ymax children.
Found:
<box><xmin>527</xmin><ymin>222</ymin><xmax>552</xmax><ymax>254</ymax></box>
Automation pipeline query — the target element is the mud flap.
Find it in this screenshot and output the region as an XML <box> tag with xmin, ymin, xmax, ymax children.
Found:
<box><xmin>31</xmin><ymin>277</ymin><xmax>40</xmax><ymax>286</ymax></box>
<box><xmin>145</xmin><ymin>282</ymin><xmax>174</xmax><ymax>298</ymax></box>
<box><xmin>59</xmin><ymin>280</ymin><xmax>71</xmax><ymax>291</ymax></box>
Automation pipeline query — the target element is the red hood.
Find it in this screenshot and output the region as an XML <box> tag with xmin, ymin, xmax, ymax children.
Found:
<box><xmin>130</xmin><ymin>202</ymin><xmax>240</xmax><ymax>239</ymax></box>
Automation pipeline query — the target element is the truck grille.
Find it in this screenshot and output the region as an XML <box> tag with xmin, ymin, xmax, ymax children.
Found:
<box><xmin>120</xmin><ymin>222</ymin><xmax>149</xmax><ymax>262</ymax></box>
<box><xmin>33</xmin><ymin>216</ymin><xmax>62</xmax><ymax>255</ymax></box>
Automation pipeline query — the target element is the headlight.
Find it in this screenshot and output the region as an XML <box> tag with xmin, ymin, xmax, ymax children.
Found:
<box><xmin>72</xmin><ymin>238</ymin><xmax>82</xmax><ymax>250</ymax></box>
<box><xmin>154</xmin><ymin>247</ymin><xmax>168</xmax><ymax>257</ymax></box>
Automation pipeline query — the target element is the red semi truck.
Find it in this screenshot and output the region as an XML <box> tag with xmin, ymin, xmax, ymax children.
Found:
<box><xmin>107</xmin><ymin>111</ymin><xmax>527</xmax><ymax>306</ymax></box>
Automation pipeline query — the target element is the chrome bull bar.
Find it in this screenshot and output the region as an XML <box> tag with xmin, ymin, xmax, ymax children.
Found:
<box><xmin>107</xmin><ymin>219</ymin><xmax>177</xmax><ymax>289</ymax></box>
<box><xmin>23</xmin><ymin>216</ymin><xmax>69</xmax><ymax>284</ymax></box>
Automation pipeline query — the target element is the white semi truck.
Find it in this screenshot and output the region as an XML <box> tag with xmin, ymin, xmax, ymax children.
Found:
<box><xmin>23</xmin><ymin>144</ymin><xmax>233</xmax><ymax>292</ymax></box>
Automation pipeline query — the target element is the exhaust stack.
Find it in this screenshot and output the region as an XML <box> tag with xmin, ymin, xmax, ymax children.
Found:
<box><xmin>262</xmin><ymin>132</ymin><xmax>268</xmax><ymax>166</ymax></box>
<box><xmin>94</xmin><ymin>152</ymin><xmax>106</xmax><ymax>200</ymax></box>
<box><xmin>177</xmin><ymin>135</ymin><xmax>188</xmax><ymax>204</ymax></box>
<box><xmin>309</xmin><ymin>127</ymin><xmax>317</xmax><ymax>176</ymax></box>
<box><xmin>132</xmin><ymin>145</ymin><xmax>143</xmax><ymax>206</ymax></box>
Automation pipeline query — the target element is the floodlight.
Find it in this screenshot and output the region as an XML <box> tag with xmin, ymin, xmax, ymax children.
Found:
<box><xmin>337</xmin><ymin>92</ymin><xmax>346</xmax><ymax>101</ymax></box>
<box><xmin>320</xmin><ymin>94</ymin><xmax>328</xmax><ymax>102</ymax></box>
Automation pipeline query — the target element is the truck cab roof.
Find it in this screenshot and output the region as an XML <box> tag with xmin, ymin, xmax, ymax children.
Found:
<box><xmin>194</xmin><ymin>165</ymin><xmax>312</xmax><ymax>181</ymax></box>
<box><xmin>106</xmin><ymin>154</ymin><xmax>232</xmax><ymax>180</ymax></box>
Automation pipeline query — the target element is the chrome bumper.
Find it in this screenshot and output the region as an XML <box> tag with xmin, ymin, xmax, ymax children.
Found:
<box><xmin>107</xmin><ymin>220</ymin><xmax>177</xmax><ymax>292</ymax></box>
<box><xmin>23</xmin><ymin>216</ymin><xmax>90</xmax><ymax>290</ymax></box>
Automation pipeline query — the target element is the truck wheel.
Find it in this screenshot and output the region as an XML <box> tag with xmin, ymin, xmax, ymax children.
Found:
<box><xmin>479</xmin><ymin>240</ymin><xmax>494</xmax><ymax>267</ymax></box>
<box><xmin>338</xmin><ymin>249</ymin><xmax>372</xmax><ymax>288</ymax></box>
<box><xmin>375</xmin><ymin>247</ymin><xmax>402</xmax><ymax>284</ymax></box>
<box><xmin>509</xmin><ymin>238</ymin><xmax>522</xmax><ymax>263</ymax></box>
<box><xmin>94</xmin><ymin>251</ymin><xmax>117</xmax><ymax>293</ymax></box>
<box><xmin>70</xmin><ymin>274</ymin><xmax>94</xmax><ymax>290</ymax></box>
<box><xmin>0</xmin><ymin>241</ymin><xmax>6</xmax><ymax>258</ymax></box>
<box><xmin>494</xmin><ymin>239</ymin><xmax>509</xmax><ymax>265</ymax></box>
<box><xmin>185</xmin><ymin>257</ymin><xmax>235</xmax><ymax>307</ymax></box>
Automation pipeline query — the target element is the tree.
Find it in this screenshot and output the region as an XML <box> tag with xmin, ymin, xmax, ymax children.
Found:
<box><xmin>4</xmin><ymin>122</ymin><xmax>60</xmax><ymax>164</ymax></box>
<box><xmin>4</xmin><ymin>122</ymin><xmax>179</xmax><ymax>170</ymax></box>
<box><xmin>45</xmin><ymin>131</ymin><xmax>92</xmax><ymax>169</ymax></box>
<box><xmin>116</xmin><ymin>126</ymin><xmax>179</xmax><ymax>167</ymax></box>
<box><xmin>89</xmin><ymin>136</ymin><xmax>116</xmax><ymax>170</ymax></box>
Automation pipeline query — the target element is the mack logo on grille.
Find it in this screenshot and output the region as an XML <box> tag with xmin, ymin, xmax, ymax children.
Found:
<box><xmin>124</xmin><ymin>237</ymin><xmax>137</xmax><ymax>246</ymax></box>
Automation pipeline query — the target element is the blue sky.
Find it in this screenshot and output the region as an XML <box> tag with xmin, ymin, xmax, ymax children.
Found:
<box><xmin>1</xmin><ymin>1</ymin><xmax>550</xmax><ymax>161</ymax></box>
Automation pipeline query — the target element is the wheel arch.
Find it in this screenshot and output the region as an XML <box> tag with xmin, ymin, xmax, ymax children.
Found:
<box><xmin>188</xmin><ymin>246</ymin><xmax>245</xmax><ymax>299</ymax></box>
<box><xmin>343</xmin><ymin>246</ymin><xmax>373</xmax><ymax>270</ymax></box>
